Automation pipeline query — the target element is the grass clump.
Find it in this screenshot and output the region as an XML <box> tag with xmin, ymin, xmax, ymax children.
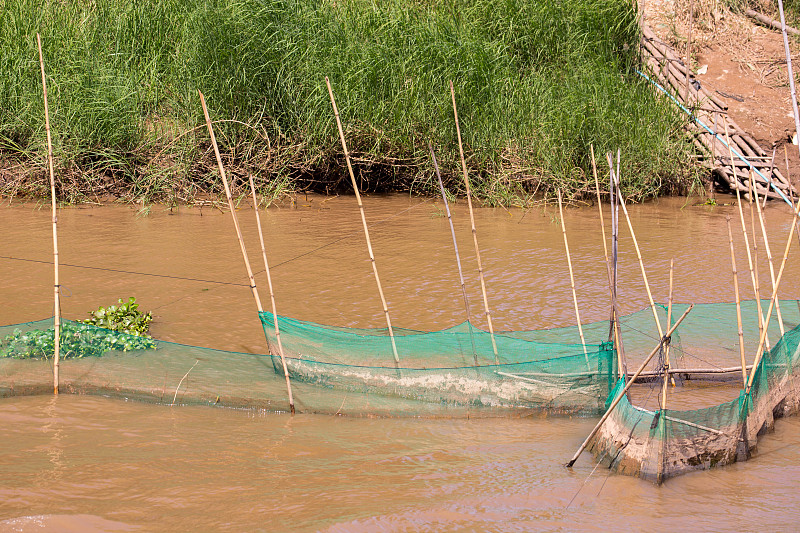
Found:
<box><xmin>0</xmin><ymin>0</ymin><xmax>694</xmax><ymax>204</ymax></box>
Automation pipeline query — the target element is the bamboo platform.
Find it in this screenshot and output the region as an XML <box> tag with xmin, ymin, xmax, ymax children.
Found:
<box><xmin>640</xmin><ymin>24</ymin><xmax>797</xmax><ymax>202</ymax></box>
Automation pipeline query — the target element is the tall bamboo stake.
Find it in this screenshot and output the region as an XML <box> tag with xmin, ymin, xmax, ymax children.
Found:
<box><xmin>566</xmin><ymin>304</ymin><xmax>695</xmax><ymax>468</ymax></box>
<box><xmin>726</xmin><ymin>216</ymin><xmax>748</xmax><ymax>386</ymax></box>
<box><xmin>248</xmin><ymin>175</ymin><xmax>295</xmax><ymax>414</ymax></box>
<box><xmin>748</xmin><ymin>173</ymin><xmax>768</xmax><ymax>337</ymax></box>
<box><xmin>752</xmin><ymin>176</ymin><xmax>786</xmax><ymax>337</ymax></box>
<box><xmin>747</xmin><ymin>199</ymin><xmax>800</xmax><ymax>390</ymax></box>
<box><xmin>450</xmin><ymin>81</ymin><xmax>499</xmax><ymax>364</ymax></box>
<box><xmin>37</xmin><ymin>34</ymin><xmax>60</xmax><ymax>395</ymax></box>
<box><xmin>557</xmin><ymin>190</ymin><xmax>590</xmax><ymax>368</ymax></box>
<box><xmin>659</xmin><ymin>258</ymin><xmax>675</xmax><ymax>413</ymax></box>
<box><xmin>612</xmin><ymin>155</ymin><xmax>665</xmax><ymax>341</ymax></box>
<box><xmin>609</xmin><ymin>155</ymin><xmax>627</xmax><ymax>375</ymax></box>
<box><xmin>200</xmin><ymin>92</ymin><xmax>299</xmax><ymax>413</ymax></box>
<box><xmin>726</xmin><ymin>122</ymin><xmax>770</xmax><ymax>349</ymax></box>
<box><xmin>593</xmin><ymin>146</ymin><xmax>626</xmax><ymax>375</ymax></box>
<box><xmin>429</xmin><ymin>143</ymin><xmax>477</xmax><ymax>365</ymax></box>
<box><xmin>325</xmin><ymin>77</ymin><xmax>401</xmax><ymax>368</ymax></box>
<box><xmin>778</xmin><ymin>0</ymin><xmax>800</xmax><ymax>165</ymax></box>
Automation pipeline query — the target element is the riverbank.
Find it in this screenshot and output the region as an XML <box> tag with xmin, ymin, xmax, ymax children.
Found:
<box><xmin>0</xmin><ymin>0</ymin><xmax>695</xmax><ymax>206</ymax></box>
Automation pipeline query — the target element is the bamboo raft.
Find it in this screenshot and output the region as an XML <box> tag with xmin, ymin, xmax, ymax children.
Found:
<box><xmin>640</xmin><ymin>24</ymin><xmax>797</xmax><ymax>201</ymax></box>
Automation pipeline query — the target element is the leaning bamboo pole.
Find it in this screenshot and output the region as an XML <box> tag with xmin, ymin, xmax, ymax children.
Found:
<box><xmin>612</xmin><ymin>155</ymin><xmax>665</xmax><ymax>341</ymax></box>
<box><xmin>747</xmin><ymin>199</ymin><xmax>800</xmax><ymax>390</ymax></box>
<box><xmin>685</xmin><ymin>0</ymin><xmax>695</xmax><ymax>104</ymax></box>
<box><xmin>450</xmin><ymin>81</ymin><xmax>499</xmax><ymax>364</ymax></box>
<box><xmin>557</xmin><ymin>190</ymin><xmax>590</xmax><ymax>369</ymax></box>
<box><xmin>726</xmin><ymin>216</ymin><xmax>748</xmax><ymax>386</ymax></box>
<box><xmin>592</xmin><ymin>146</ymin><xmax>625</xmax><ymax>375</ymax></box>
<box><xmin>566</xmin><ymin>304</ymin><xmax>695</xmax><ymax>468</ymax></box>
<box><xmin>37</xmin><ymin>34</ymin><xmax>60</xmax><ymax>395</ymax></box>
<box><xmin>200</xmin><ymin>92</ymin><xmax>299</xmax><ymax>413</ymax></box>
<box><xmin>325</xmin><ymin>77</ymin><xmax>401</xmax><ymax>368</ymax></box>
<box><xmin>748</xmin><ymin>173</ymin><xmax>769</xmax><ymax>338</ymax></box>
<box><xmin>429</xmin><ymin>143</ymin><xmax>477</xmax><ymax>365</ymax></box>
<box><xmin>726</xmin><ymin>122</ymin><xmax>770</xmax><ymax>349</ymax></box>
<box><xmin>247</xmin><ymin>175</ymin><xmax>295</xmax><ymax>414</ymax></box>
<box><xmin>778</xmin><ymin>0</ymin><xmax>800</xmax><ymax>165</ymax></box>
<box><xmin>752</xmin><ymin>177</ymin><xmax>786</xmax><ymax>338</ymax></box>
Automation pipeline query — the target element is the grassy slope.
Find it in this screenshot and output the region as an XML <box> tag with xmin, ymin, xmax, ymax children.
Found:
<box><xmin>0</xmin><ymin>0</ymin><xmax>694</xmax><ymax>204</ymax></box>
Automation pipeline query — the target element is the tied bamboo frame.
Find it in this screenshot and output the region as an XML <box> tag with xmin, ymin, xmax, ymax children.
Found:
<box><xmin>325</xmin><ymin>77</ymin><xmax>401</xmax><ymax>368</ymax></box>
<box><xmin>751</xmin><ymin>176</ymin><xmax>786</xmax><ymax>338</ymax></box>
<box><xmin>37</xmin><ymin>34</ymin><xmax>60</xmax><ymax>395</ymax></box>
<box><xmin>450</xmin><ymin>81</ymin><xmax>499</xmax><ymax>364</ymax></box>
<box><xmin>199</xmin><ymin>91</ymin><xmax>296</xmax><ymax>413</ymax></box>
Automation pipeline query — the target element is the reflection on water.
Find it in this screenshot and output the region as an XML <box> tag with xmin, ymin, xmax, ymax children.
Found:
<box><xmin>1</xmin><ymin>195</ymin><xmax>799</xmax><ymax>529</ymax></box>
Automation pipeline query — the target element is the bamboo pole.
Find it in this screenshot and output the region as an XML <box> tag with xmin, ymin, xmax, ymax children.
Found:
<box><xmin>199</xmin><ymin>92</ymin><xmax>301</xmax><ymax>413</ymax></box>
<box><xmin>248</xmin><ymin>175</ymin><xmax>295</xmax><ymax>414</ymax></box>
<box><xmin>557</xmin><ymin>189</ymin><xmax>590</xmax><ymax>369</ymax></box>
<box><xmin>565</xmin><ymin>304</ymin><xmax>695</xmax><ymax>468</ymax></box>
<box><xmin>592</xmin><ymin>146</ymin><xmax>626</xmax><ymax>375</ymax></box>
<box><xmin>450</xmin><ymin>81</ymin><xmax>499</xmax><ymax>364</ymax></box>
<box><xmin>778</xmin><ymin>0</ymin><xmax>800</xmax><ymax>166</ymax></box>
<box><xmin>37</xmin><ymin>34</ymin><xmax>60</xmax><ymax>395</ymax></box>
<box><xmin>752</xmin><ymin>175</ymin><xmax>786</xmax><ymax>338</ymax></box>
<box><xmin>748</xmin><ymin>173</ymin><xmax>768</xmax><ymax>336</ymax></box>
<box><xmin>612</xmin><ymin>156</ymin><xmax>665</xmax><ymax>341</ymax></box>
<box><xmin>747</xmin><ymin>199</ymin><xmax>800</xmax><ymax>390</ymax></box>
<box><xmin>726</xmin><ymin>122</ymin><xmax>770</xmax><ymax>349</ymax></box>
<box><xmin>685</xmin><ymin>0</ymin><xmax>695</xmax><ymax>104</ymax></box>
<box><xmin>609</xmin><ymin>155</ymin><xmax>627</xmax><ymax>375</ymax></box>
<box><xmin>726</xmin><ymin>216</ymin><xmax>748</xmax><ymax>386</ymax></box>
<box><xmin>429</xmin><ymin>143</ymin><xmax>477</xmax><ymax>365</ymax></box>
<box><xmin>325</xmin><ymin>77</ymin><xmax>401</xmax><ymax>368</ymax></box>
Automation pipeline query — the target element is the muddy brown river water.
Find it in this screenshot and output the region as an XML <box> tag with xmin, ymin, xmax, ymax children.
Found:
<box><xmin>0</xmin><ymin>195</ymin><xmax>798</xmax><ymax>530</ymax></box>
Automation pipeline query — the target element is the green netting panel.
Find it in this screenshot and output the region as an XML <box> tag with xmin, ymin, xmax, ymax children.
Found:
<box><xmin>588</xmin><ymin>302</ymin><xmax>800</xmax><ymax>483</ymax></box>
<box><xmin>259</xmin><ymin>313</ymin><xmax>617</xmax><ymax>413</ymax></box>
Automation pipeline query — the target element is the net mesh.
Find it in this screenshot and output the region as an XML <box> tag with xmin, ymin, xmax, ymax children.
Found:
<box><xmin>587</xmin><ymin>300</ymin><xmax>800</xmax><ymax>482</ymax></box>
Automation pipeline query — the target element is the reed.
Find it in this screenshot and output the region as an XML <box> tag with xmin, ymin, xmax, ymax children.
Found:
<box><xmin>726</xmin><ymin>215</ymin><xmax>748</xmax><ymax>386</ymax></box>
<box><xmin>430</xmin><ymin>143</ymin><xmax>477</xmax><ymax>366</ymax></box>
<box><xmin>37</xmin><ymin>33</ymin><xmax>60</xmax><ymax>395</ymax></box>
<box><xmin>248</xmin><ymin>174</ymin><xmax>295</xmax><ymax>414</ymax></box>
<box><xmin>451</xmin><ymin>81</ymin><xmax>499</xmax><ymax>364</ymax></box>
<box><xmin>326</xmin><ymin>77</ymin><xmax>401</xmax><ymax>368</ymax></box>
<box><xmin>0</xmin><ymin>0</ymin><xmax>693</xmax><ymax>204</ymax></box>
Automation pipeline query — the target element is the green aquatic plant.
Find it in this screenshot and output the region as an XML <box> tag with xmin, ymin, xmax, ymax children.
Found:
<box><xmin>83</xmin><ymin>297</ymin><xmax>152</xmax><ymax>337</ymax></box>
<box><xmin>0</xmin><ymin>322</ymin><xmax>157</xmax><ymax>359</ymax></box>
<box><xmin>0</xmin><ymin>298</ymin><xmax>156</xmax><ymax>359</ymax></box>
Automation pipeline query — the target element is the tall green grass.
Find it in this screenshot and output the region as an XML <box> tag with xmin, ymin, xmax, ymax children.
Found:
<box><xmin>0</xmin><ymin>0</ymin><xmax>694</xmax><ymax>204</ymax></box>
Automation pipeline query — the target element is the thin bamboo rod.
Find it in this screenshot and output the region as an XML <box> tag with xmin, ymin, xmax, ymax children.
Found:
<box><xmin>747</xmin><ymin>200</ymin><xmax>800</xmax><ymax>390</ymax></box>
<box><xmin>429</xmin><ymin>143</ymin><xmax>477</xmax><ymax>366</ymax></box>
<box><xmin>199</xmin><ymin>92</ymin><xmax>263</xmax><ymax>313</ymax></box>
<box><xmin>685</xmin><ymin>0</ymin><xmax>695</xmax><ymax>104</ymax></box>
<box><xmin>609</xmin><ymin>155</ymin><xmax>627</xmax><ymax>375</ymax></box>
<box><xmin>557</xmin><ymin>190</ymin><xmax>590</xmax><ymax>369</ymax></box>
<box><xmin>752</xmin><ymin>175</ymin><xmax>786</xmax><ymax>338</ymax></box>
<box><xmin>726</xmin><ymin>216</ymin><xmax>748</xmax><ymax>387</ymax></box>
<box><xmin>450</xmin><ymin>81</ymin><xmax>499</xmax><ymax>364</ymax></box>
<box><xmin>778</xmin><ymin>0</ymin><xmax>800</xmax><ymax>166</ymax></box>
<box><xmin>592</xmin><ymin>145</ymin><xmax>625</xmax><ymax>375</ymax></box>
<box><xmin>748</xmin><ymin>173</ymin><xmax>768</xmax><ymax>337</ymax></box>
<box><xmin>37</xmin><ymin>34</ymin><xmax>60</xmax><ymax>395</ymax></box>
<box><xmin>660</xmin><ymin>257</ymin><xmax>675</xmax><ymax>409</ymax></box>
<box><xmin>613</xmin><ymin>156</ymin><xmax>665</xmax><ymax>341</ymax></box>
<box><xmin>726</xmin><ymin>122</ymin><xmax>770</xmax><ymax>349</ymax></box>
<box><xmin>565</xmin><ymin>304</ymin><xmax>695</xmax><ymax>468</ymax></box>
<box><xmin>248</xmin><ymin>175</ymin><xmax>295</xmax><ymax>414</ymax></box>
<box><xmin>325</xmin><ymin>77</ymin><xmax>401</xmax><ymax>368</ymax></box>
